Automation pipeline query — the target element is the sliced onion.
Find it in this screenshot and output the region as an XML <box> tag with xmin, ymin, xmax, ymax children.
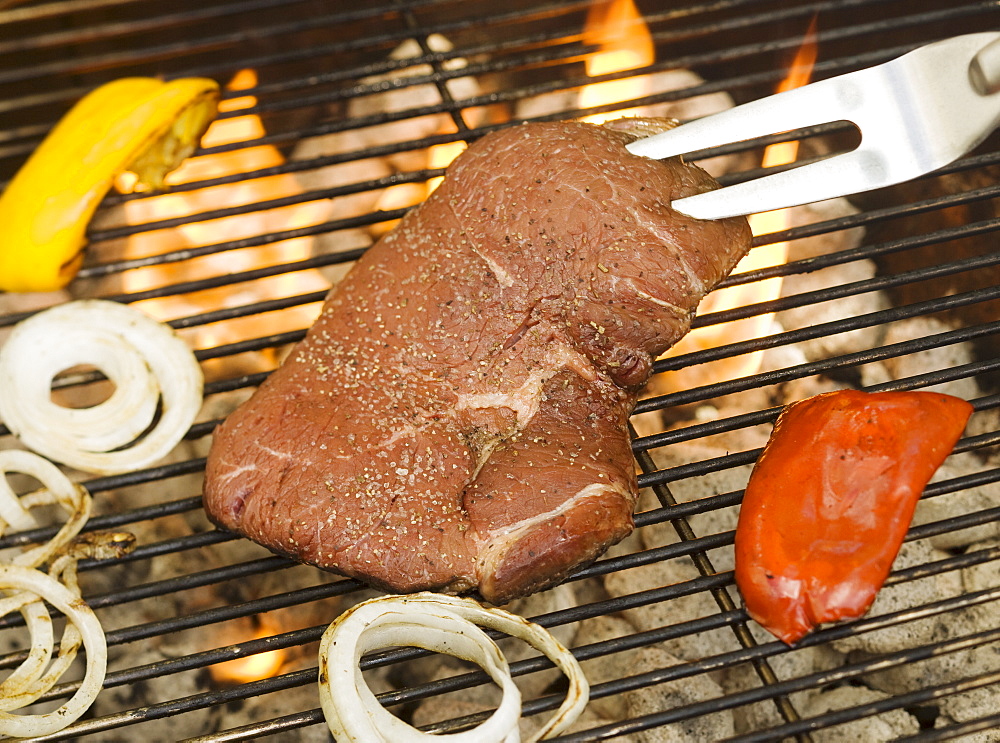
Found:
<box><xmin>0</xmin><ymin>299</ymin><xmax>204</xmax><ymax>475</ymax></box>
<box><xmin>0</xmin><ymin>449</ymin><xmax>92</xmax><ymax>569</ymax></box>
<box><xmin>318</xmin><ymin>592</ymin><xmax>589</xmax><ymax>743</ymax></box>
<box><xmin>0</xmin><ymin>592</ymin><xmax>56</xmax><ymax>711</ymax></box>
<box><xmin>0</xmin><ymin>564</ymin><xmax>107</xmax><ymax>738</ymax></box>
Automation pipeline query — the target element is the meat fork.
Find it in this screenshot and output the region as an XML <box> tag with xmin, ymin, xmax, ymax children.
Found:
<box><xmin>626</xmin><ymin>32</ymin><xmax>1000</xmax><ymax>220</ymax></box>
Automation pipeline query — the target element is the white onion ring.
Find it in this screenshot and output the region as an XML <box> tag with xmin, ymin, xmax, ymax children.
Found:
<box><xmin>0</xmin><ymin>564</ymin><xmax>107</xmax><ymax>738</ymax></box>
<box><xmin>0</xmin><ymin>592</ymin><xmax>56</xmax><ymax>709</ymax></box>
<box><xmin>0</xmin><ymin>299</ymin><xmax>204</xmax><ymax>475</ymax></box>
<box><xmin>0</xmin><ymin>449</ymin><xmax>91</xmax><ymax>569</ymax></box>
<box><xmin>318</xmin><ymin>593</ymin><xmax>589</xmax><ymax>743</ymax></box>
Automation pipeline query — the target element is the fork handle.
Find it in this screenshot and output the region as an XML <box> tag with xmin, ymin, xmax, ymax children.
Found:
<box><xmin>970</xmin><ymin>37</ymin><xmax>1000</xmax><ymax>94</ymax></box>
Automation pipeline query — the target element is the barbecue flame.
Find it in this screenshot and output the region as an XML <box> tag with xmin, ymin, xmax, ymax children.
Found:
<box><xmin>656</xmin><ymin>23</ymin><xmax>818</xmax><ymax>389</ymax></box>
<box><xmin>366</xmin><ymin>35</ymin><xmax>472</xmax><ymax>235</ymax></box>
<box><xmin>579</xmin><ymin>0</ymin><xmax>655</xmax><ymax>123</ymax></box>
<box><xmin>427</xmin><ymin>139</ymin><xmax>468</xmax><ymax>194</ymax></box>
<box><xmin>370</xmin><ymin>134</ymin><xmax>466</xmax><ymax>234</ymax></box>
<box><xmin>740</xmin><ymin>21</ymin><xmax>819</xmax><ymax>363</ymax></box>
<box><xmin>114</xmin><ymin>69</ymin><xmax>330</xmax><ymax>377</ymax></box>
<box><xmin>210</xmin><ymin>625</ymin><xmax>287</xmax><ymax>685</ymax></box>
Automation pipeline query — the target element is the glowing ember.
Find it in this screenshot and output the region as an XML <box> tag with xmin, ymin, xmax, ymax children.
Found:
<box><xmin>656</xmin><ymin>22</ymin><xmax>818</xmax><ymax>389</ymax></box>
<box><xmin>579</xmin><ymin>0</ymin><xmax>655</xmax><ymax>123</ymax></box>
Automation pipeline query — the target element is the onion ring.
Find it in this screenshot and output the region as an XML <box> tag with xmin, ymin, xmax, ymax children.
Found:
<box><xmin>0</xmin><ymin>592</ymin><xmax>57</xmax><ymax>711</ymax></box>
<box><xmin>318</xmin><ymin>592</ymin><xmax>589</xmax><ymax>743</ymax></box>
<box><xmin>0</xmin><ymin>449</ymin><xmax>91</xmax><ymax>569</ymax></box>
<box><xmin>0</xmin><ymin>564</ymin><xmax>107</xmax><ymax>738</ymax></box>
<box><xmin>0</xmin><ymin>299</ymin><xmax>204</xmax><ymax>474</ymax></box>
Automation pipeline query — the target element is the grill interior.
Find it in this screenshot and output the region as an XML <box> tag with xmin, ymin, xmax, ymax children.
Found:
<box><xmin>2</xmin><ymin>1</ymin><xmax>1000</xmax><ymax>741</ymax></box>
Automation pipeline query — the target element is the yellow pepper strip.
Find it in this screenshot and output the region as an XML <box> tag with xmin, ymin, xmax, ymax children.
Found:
<box><xmin>0</xmin><ymin>77</ymin><xmax>221</xmax><ymax>293</ymax></box>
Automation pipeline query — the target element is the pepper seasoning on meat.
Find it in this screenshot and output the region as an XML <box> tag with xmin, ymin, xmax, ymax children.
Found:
<box><xmin>204</xmin><ymin>118</ymin><xmax>753</xmax><ymax>603</ymax></box>
<box><xmin>734</xmin><ymin>389</ymin><xmax>974</xmax><ymax>645</ymax></box>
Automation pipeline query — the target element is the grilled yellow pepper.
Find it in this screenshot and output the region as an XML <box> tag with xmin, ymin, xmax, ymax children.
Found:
<box><xmin>0</xmin><ymin>77</ymin><xmax>220</xmax><ymax>293</ymax></box>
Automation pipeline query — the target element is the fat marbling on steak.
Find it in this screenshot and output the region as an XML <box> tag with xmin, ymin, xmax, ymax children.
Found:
<box><xmin>203</xmin><ymin>118</ymin><xmax>752</xmax><ymax>604</ymax></box>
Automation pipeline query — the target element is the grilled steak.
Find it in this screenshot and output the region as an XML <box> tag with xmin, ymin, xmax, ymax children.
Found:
<box><xmin>203</xmin><ymin>118</ymin><xmax>752</xmax><ymax>603</ymax></box>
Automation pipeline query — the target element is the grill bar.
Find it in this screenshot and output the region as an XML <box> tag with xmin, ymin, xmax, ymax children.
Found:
<box><xmin>0</xmin><ymin>0</ymin><xmax>330</xmax><ymax>57</ymax></box>
<box><xmin>631</xmin><ymin>436</ymin><xmax>808</xmax><ymax>735</ymax></box>
<box><xmin>1</xmin><ymin>0</ymin><xmax>999</xmax><ymax>740</ymax></box>
<box><xmin>0</xmin><ymin>0</ymin><xmax>457</xmax><ymax>86</ymax></box>
<box><xmin>2</xmin><ymin>1</ymin><xmax>993</xmax><ymax>167</ymax></box>
<box><xmin>554</xmin><ymin>592</ymin><xmax>1000</xmax><ymax>742</ymax></box>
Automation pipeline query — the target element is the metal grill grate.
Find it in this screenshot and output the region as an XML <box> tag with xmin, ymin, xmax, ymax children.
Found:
<box><xmin>1</xmin><ymin>0</ymin><xmax>999</xmax><ymax>740</ymax></box>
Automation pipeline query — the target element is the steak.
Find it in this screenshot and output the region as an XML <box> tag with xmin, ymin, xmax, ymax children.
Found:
<box><xmin>203</xmin><ymin>118</ymin><xmax>752</xmax><ymax>604</ymax></box>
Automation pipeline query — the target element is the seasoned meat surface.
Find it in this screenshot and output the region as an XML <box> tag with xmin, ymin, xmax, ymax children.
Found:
<box><xmin>204</xmin><ymin>118</ymin><xmax>752</xmax><ymax>603</ymax></box>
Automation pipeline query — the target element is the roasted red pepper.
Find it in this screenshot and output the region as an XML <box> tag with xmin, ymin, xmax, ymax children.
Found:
<box><xmin>734</xmin><ymin>389</ymin><xmax>973</xmax><ymax>645</ymax></box>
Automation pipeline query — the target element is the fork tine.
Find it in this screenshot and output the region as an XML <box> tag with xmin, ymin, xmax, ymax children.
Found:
<box><xmin>628</xmin><ymin>32</ymin><xmax>1000</xmax><ymax>221</ymax></box>
<box><xmin>625</xmin><ymin>73</ymin><xmax>869</xmax><ymax>162</ymax></box>
<box><xmin>669</xmin><ymin>147</ymin><xmax>887</xmax><ymax>221</ymax></box>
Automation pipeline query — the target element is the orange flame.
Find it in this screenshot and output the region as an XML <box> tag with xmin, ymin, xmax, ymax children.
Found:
<box><xmin>210</xmin><ymin>626</ymin><xmax>287</xmax><ymax>685</ymax></box>
<box><xmin>114</xmin><ymin>69</ymin><xmax>331</xmax><ymax>376</ymax></box>
<box><xmin>757</xmin><ymin>19</ymin><xmax>819</xmax><ymax>174</ymax></box>
<box><xmin>655</xmin><ymin>22</ymin><xmax>818</xmax><ymax>392</ymax></box>
<box><xmin>580</xmin><ymin>0</ymin><xmax>655</xmax><ymax>123</ymax></box>
<box><xmin>367</xmin><ymin>36</ymin><xmax>472</xmax><ymax>233</ymax></box>
<box><xmin>426</xmin><ymin>139</ymin><xmax>467</xmax><ymax>194</ymax></box>
<box><xmin>371</xmin><ymin>136</ymin><xmax>467</xmax><ymax>233</ymax></box>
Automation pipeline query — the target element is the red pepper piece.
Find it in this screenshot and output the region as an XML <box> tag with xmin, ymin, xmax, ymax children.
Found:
<box><xmin>734</xmin><ymin>389</ymin><xmax>973</xmax><ymax>645</ymax></box>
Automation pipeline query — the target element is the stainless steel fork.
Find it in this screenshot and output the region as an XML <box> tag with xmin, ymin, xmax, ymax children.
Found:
<box><xmin>625</xmin><ymin>32</ymin><xmax>1000</xmax><ymax>220</ymax></box>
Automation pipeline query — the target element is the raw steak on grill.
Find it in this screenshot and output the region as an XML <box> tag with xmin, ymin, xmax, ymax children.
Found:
<box><xmin>203</xmin><ymin>118</ymin><xmax>752</xmax><ymax>603</ymax></box>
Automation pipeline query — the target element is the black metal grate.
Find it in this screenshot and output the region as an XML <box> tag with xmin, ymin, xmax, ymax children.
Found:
<box><xmin>1</xmin><ymin>0</ymin><xmax>999</xmax><ymax>740</ymax></box>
